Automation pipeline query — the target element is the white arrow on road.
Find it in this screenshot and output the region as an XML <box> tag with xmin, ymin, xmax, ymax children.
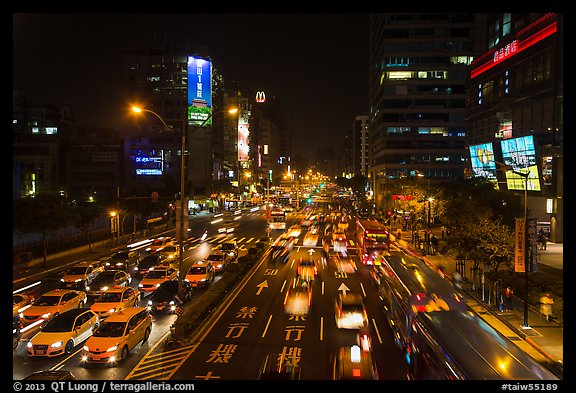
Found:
<box><xmin>308</xmin><ymin>249</ymin><xmax>315</xmax><ymax>256</ymax></box>
<box><xmin>256</xmin><ymin>280</ymin><xmax>269</xmax><ymax>295</ymax></box>
<box><xmin>338</xmin><ymin>283</ymin><xmax>350</xmax><ymax>296</ymax></box>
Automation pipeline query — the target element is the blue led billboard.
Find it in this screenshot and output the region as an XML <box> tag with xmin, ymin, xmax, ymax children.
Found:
<box><xmin>187</xmin><ymin>56</ymin><xmax>213</xmax><ymax>126</ymax></box>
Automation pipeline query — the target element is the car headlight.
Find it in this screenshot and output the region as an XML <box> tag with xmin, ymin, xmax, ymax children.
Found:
<box><xmin>60</xmin><ymin>279</ymin><xmax>65</xmax><ymax>282</ymax></box>
<box><xmin>51</xmin><ymin>341</ymin><xmax>63</xmax><ymax>348</ymax></box>
<box><xmin>75</xmin><ymin>279</ymin><xmax>82</xmax><ymax>282</ymax></box>
<box><xmin>138</xmin><ymin>284</ymin><xmax>143</xmax><ymax>288</ymax></box>
<box><xmin>155</xmin><ymin>283</ymin><xmax>161</xmax><ymax>287</ymax></box>
<box><xmin>85</xmin><ymin>286</ymin><xmax>91</xmax><ymax>291</ymax></box>
<box><xmin>148</xmin><ymin>300</ymin><xmax>152</xmax><ymax>305</ymax></box>
<box><xmin>101</xmin><ymin>286</ymin><xmax>109</xmax><ymax>291</ymax></box>
<box><xmin>108</xmin><ymin>308</ymin><xmax>116</xmax><ymax>314</ymax></box>
<box><xmin>200</xmin><ymin>278</ymin><xmax>206</xmax><ymax>281</ymax></box>
<box><xmin>27</xmin><ymin>341</ymin><xmax>33</xmax><ymax>348</ymax></box>
<box><xmin>41</xmin><ymin>312</ymin><xmax>51</xmax><ymax>319</ymax></box>
<box><xmin>106</xmin><ymin>345</ymin><xmax>118</xmax><ymax>352</ymax></box>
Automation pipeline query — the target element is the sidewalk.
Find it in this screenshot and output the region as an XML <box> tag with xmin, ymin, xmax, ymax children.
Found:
<box><xmin>391</xmin><ymin>227</ymin><xmax>564</xmax><ymax>378</ymax></box>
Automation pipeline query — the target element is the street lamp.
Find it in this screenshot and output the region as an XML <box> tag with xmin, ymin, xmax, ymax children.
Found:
<box><xmin>513</xmin><ymin>168</ymin><xmax>532</xmax><ymax>329</ymax></box>
<box><xmin>131</xmin><ymin>105</ymin><xmax>237</xmax><ymax>292</ymax></box>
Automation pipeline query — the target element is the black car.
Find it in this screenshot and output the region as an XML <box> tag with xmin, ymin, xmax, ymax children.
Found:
<box><xmin>146</xmin><ymin>279</ymin><xmax>192</xmax><ymax>313</ymax></box>
<box><xmin>134</xmin><ymin>254</ymin><xmax>169</xmax><ymax>278</ymax></box>
<box><xmin>85</xmin><ymin>269</ymin><xmax>131</xmax><ymax>297</ymax></box>
<box><xmin>101</xmin><ymin>250</ymin><xmax>138</xmax><ymax>271</ymax></box>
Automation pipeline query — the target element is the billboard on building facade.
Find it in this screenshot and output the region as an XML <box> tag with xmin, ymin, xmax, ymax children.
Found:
<box><xmin>500</xmin><ymin>135</ymin><xmax>541</xmax><ymax>191</ymax></box>
<box><xmin>469</xmin><ymin>142</ymin><xmax>499</xmax><ymax>188</ymax></box>
<box><xmin>187</xmin><ymin>56</ymin><xmax>212</xmax><ymax>126</ymax></box>
<box><xmin>132</xmin><ymin>149</ymin><xmax>164</xmax><ymax>176</ymax></box>
<box><xmin>238</xmin><ymin>106</ymin><xmax>250</xmax><ymax>162</ymax></box>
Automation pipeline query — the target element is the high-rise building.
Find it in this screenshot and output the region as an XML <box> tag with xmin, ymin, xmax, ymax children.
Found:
<box><xmin>121</xmin><ymin>48</ymin><xmax>227</xmax><ymax>202</ymax></box>
<box><xmin>467</xmin><ymin>13</ymin><xmax>563</xmax><ymax>242</ymax></box>
<box><xmin>352</xmin><ymin>114</ymin><xmax>370</xmax><ymax>177</ymax></box>
<box><xmin>368</xmin><ymin>13</ymin><xmax>486</xmax><ymax>213</ymax></box>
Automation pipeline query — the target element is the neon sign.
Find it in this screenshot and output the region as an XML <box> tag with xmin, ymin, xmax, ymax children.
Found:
<box><xmin>470</xmin><ymin>14</ymin><xmax>557</xmax><ymax>79</ymax></box>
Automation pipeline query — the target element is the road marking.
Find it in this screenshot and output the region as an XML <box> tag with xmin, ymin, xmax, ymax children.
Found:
<box><xmin>125</xmin><ymin>340</ymin><xmax>199</xmax><ymax>380</ymax></box>
<box><xmin>245</xmin><ymin>237</ymin><xmax>254</xmax><ymax>243</ymax></box>
<box><xmin>256</xmin><ymin>280</ymin><xmax>268</xmax><ymax>295</ymax></box>
<box><xmin>320</xmin><ymin>317</ymin><xmax>324</xmax><ymax>341</ymax></box>
<box><xmin>360</xmin><ymin>282</ymin><xmax>367</xmax><ymax>297</ymax></box>
<box><xmin>371</xmin><ymin>318</ymin><xmax>383</xmax><ymax>344</ymax></box>
<box><xmin>262</xmin><ymin>315</ymin><xmax>273</xmax><ymax>338</ymax></box>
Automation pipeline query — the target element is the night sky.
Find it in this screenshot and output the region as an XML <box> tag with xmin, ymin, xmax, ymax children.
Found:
<box><xmin>12</xmin><ymin>13</ymin><xmax>370</xmax><ymax>160</ymax></box>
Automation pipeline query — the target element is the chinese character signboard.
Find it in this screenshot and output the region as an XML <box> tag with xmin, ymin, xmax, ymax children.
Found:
<box><xmin>187</xmin><ymin>56</ymin><xmax>213</xmax><ymax>126</ymax></box>
<box><xmin>514</xmin><ymin>218</ymin><xmax>526</xmax><ymax>273</ymax></box>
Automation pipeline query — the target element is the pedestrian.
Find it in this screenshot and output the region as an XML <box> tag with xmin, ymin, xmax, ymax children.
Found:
<box><xmin>441</xmin><ymin>226</ymin><xmax>446</xmax><ymax>238</ymax></box>
<box><xmin>452</xmin><ymin>271</ymin><xmax>463</xmax><ymax>290</ymax></box>
<box><xmin>539</xmin><ymin>292</ymin><xmax>554</xmax><ymax>321</ymax></box>
<box><xmin>396</xmin><ymin>227</ymin><xmax>402</xmax><ymax>239</ymax></box>
<box><xmin>504</xmin><ymin>286</ymin><xmax>514</xmax><ymax>311</ymax></box>
<box><xmin>538</xmin><ymin>229</ymin><xmax>547</xmax><ymax>250</ymax></box>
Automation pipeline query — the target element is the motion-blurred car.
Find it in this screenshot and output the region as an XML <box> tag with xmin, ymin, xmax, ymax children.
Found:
<box><xmin>333</xmin><ymin>253</ymin><xmax>357</xmax><ymax>274</ymax></box>
<box><xmin>206</xmin><ymin>250</ymin><xmax>231</xmax><ymax>273</ymax></box>
<box><xmin>185</xmin><ymin>261</ymin><xmax>215</xmax><ymax>288</ymax></box>
<box><xmin>155</xmin><ymin>244</ymin><xmax>180</xmax><ymax>265</ymax></box>
<box><xmin>258</xmin><ymin>352</ymin><xmax>302</xmax><ymax>380</ymax></box>
<box><xmin>337</xmin><ymin>217</ymin><xmax>349</xmax><ymax>231</ymax></box>
<box><xmin>270</xmin><ymin>247</ymin><xmax>290</xmax><ymax>264</ymax></box>
<box><xmin>146</xmin><ymin>236</ymin><xmax>175</xmax><ymax>253</ymax></box>
<box><xmin>13</xmin><ymin>293</ymin><xmax>34</xmax><ymax>318</ymax></box>
<box><xmin>90</xmin><ymin>286</ymin><xmax>140</xmax><ymax>318</ymax></box>
<box><xmin>85</xmin><ymin>269</ymin><xmax>132</xmax><ymax>298</ymax></box>
<box><xmin>20</xmin><ymin>289</ymin><xmax>87</xmax><ymax>327</ymax></box>
<box><xmin>333</xmin><ymin>229</ymin><xmax>348</xmax><ymax>253</ymax></box>
<box><xmin>332</xmin><ymin>344</ymin><xmax>378</xmax><ymax>380</ymax></box>
<box><xmin>26</xmin><ymin>308</ymin><xmax>99</xmax><ymax>357</ymax></box>
<box><xmin>303</xmin><ymin>232</ymin><xmax>318</xmax><ymax>247</ymax></box>
<box><xmin>81</xmin><ymin>307</ymin><xmax>152</xmax><ymax>365</ymax></box>
<box><xmin>287</xmin><ymin>224</ymin><xmax>302</xmax><ymax>238</ymax></box>
<box><xmin>60</xmin><ymin>261</ymin><xmax>104</xmax><ymax>289</ymax></box>
<box><xmin>133</xmin><ymin>254</ymin><xmax>169</xmax><ymax>278</ymax></box>
<box><xmin>334</xmin><ymin>293</ymin><xmax>368</xmax><ymax>330</ymax></box>
<box><xmin>138</xmin><ymin>266</ymin><xmax>178</xmax><ymax>293</ymax></box>
<box><xmin>220</xmin><ymin>240</ymin><xmax>239</xmax><ymax>261</ymax></box>
<box><xmin>284</xmin><ymin>281</ymin><xmax>312</xmax><ymax>316</ymax></box>
<box><xmin>296</xmin><ymin>258</ymin><xmax>318</xmax><ymax>281</ymax></box>
<box><xmin>146</xmin><ymin>279</ymin><xmax>193</xmax><ymax>313</ymax></box>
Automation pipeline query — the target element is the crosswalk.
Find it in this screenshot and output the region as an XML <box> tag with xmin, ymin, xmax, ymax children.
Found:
<box><xmin>185</xmin><ymin>235</ymin><xmax>257</xmax><ymax>251</ymax></box>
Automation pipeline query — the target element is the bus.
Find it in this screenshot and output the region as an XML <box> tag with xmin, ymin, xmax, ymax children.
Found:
<box><xmin>269</xmin><ymin>208</ymin><xmax>287</xmax><ymax>230</ymax></box>
<box><xmin>374</xmin><ymin>251</ymin><xmax>559</xmax><ymax>380</ymax></box>
<box><xmin>356</xmin><ymin>219</ymin><xmax>390</xmax><ymax>264</ymax></box>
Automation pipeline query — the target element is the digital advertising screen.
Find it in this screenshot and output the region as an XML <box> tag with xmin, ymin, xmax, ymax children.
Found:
<box><xmin>132</xmin><ymin>149</ymin><xmax>164</xmax><ymax>176</ymax></box>
<box><xmin>187</xmin><ymin>56</ymin><xmax>213</xmax><ymax>126</ymax></box>
<box><xmin>469</xmin><ymin>142</ymin><xmax>499</xmax><ymax>188</ymax></box>
<box><xmin>238</xmin><ymin>109</ymin><xmax>250</xmax><ymax>162</ymax></box>
<box><xmin>500</xmin><ymin>135</ymin><xmax>541</xmax><ymax>191</ymax></box>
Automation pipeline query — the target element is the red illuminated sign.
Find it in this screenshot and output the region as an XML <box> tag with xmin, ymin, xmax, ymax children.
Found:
<box><xmin>470</xmin><ymin>13</ymin><xmax>557</xmax><ymax>79</ymax></box>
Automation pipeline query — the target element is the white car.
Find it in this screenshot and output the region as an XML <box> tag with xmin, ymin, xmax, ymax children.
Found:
<box><xmin>335</xmin><ymin>293</ymin><xmax>368</xmax><ymax>330</ymax></box>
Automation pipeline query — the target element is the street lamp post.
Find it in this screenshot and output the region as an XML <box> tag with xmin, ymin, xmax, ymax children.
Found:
<box><xmin>131</xmin><ymin>106</ymin><xmax>237</xmax><ymax>292</ymax></box>
<box><xmin>514</xmin><ymin>169</ymin><xmax>531</xmax><ymax>329</ymax></box>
